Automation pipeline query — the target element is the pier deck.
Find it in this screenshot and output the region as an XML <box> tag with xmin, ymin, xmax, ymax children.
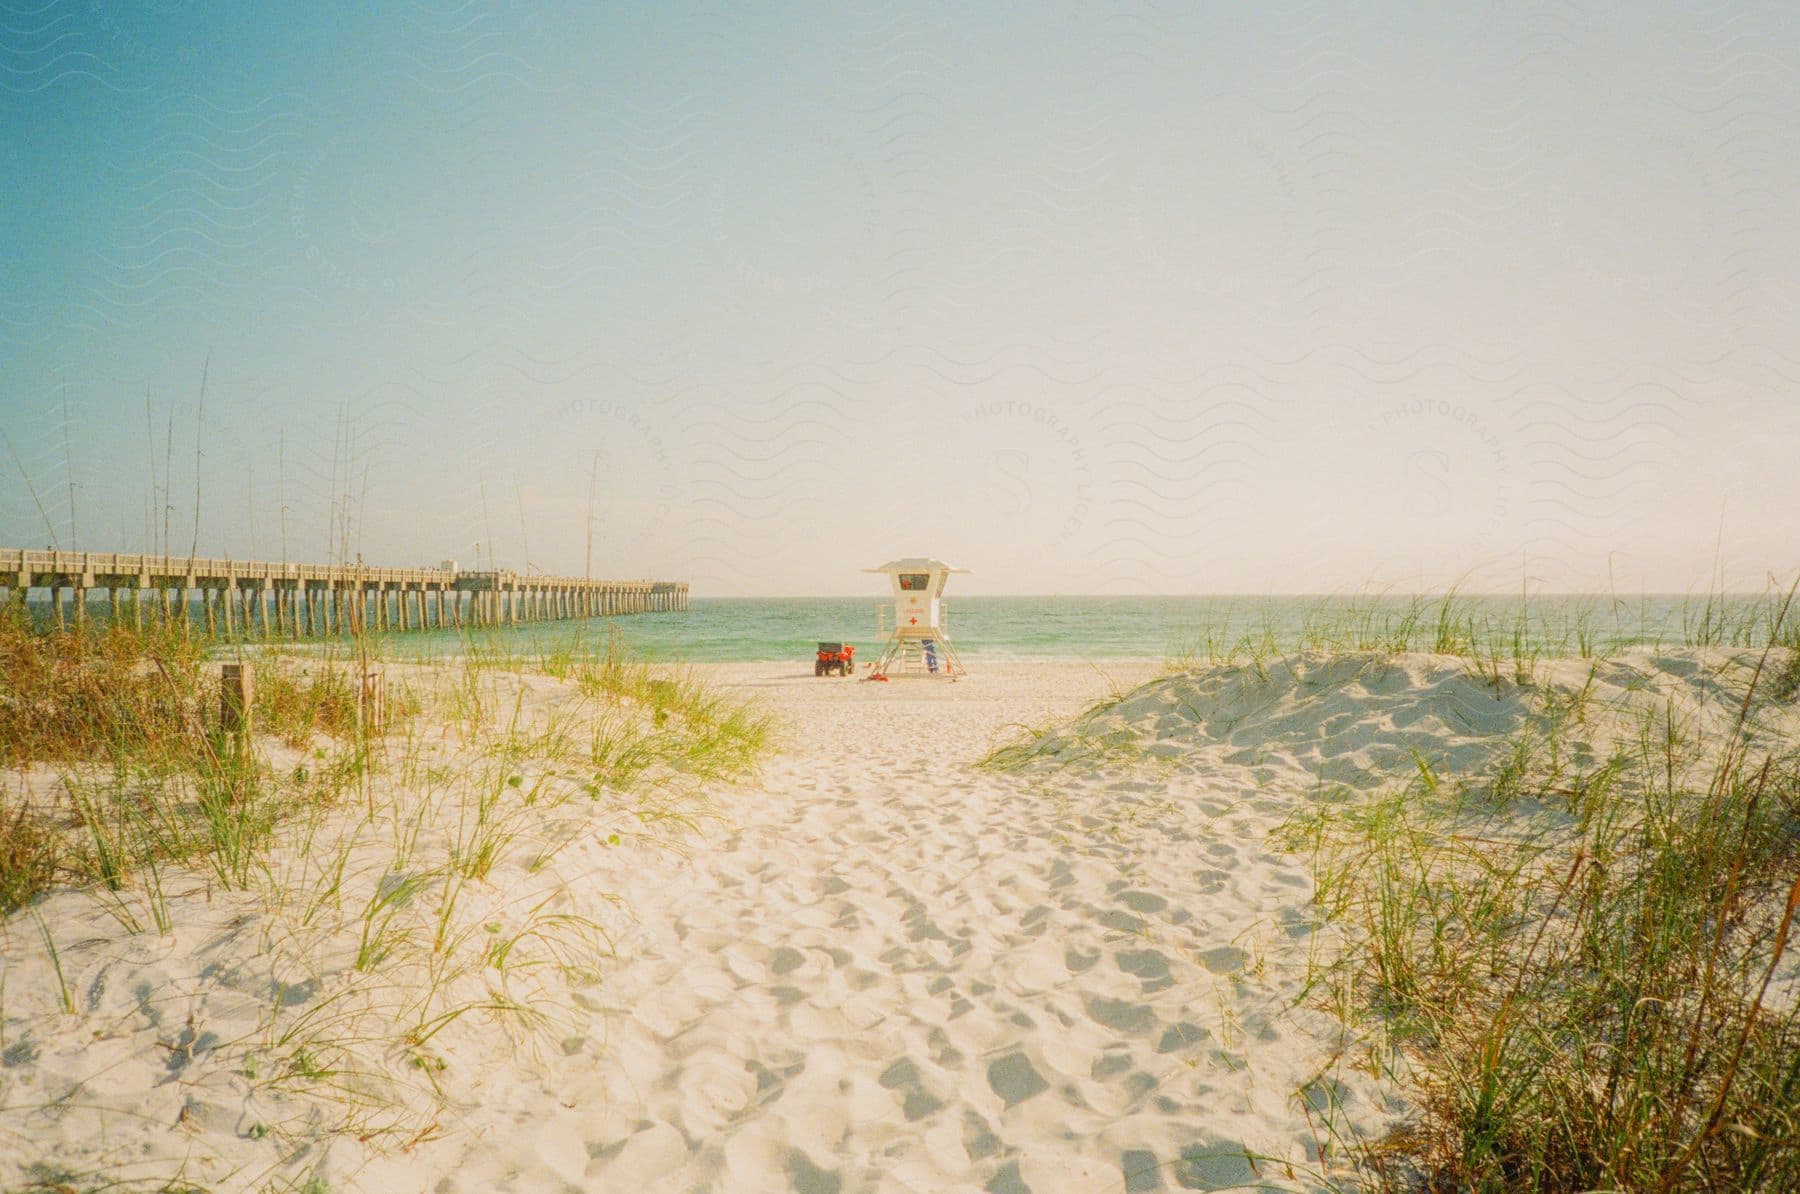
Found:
<box><xmin>0</xmin><ymin>549</ymin><xmax>687</xmax><ymax>637</ymax></box>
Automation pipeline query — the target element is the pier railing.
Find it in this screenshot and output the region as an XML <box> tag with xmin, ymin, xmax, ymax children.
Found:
<box><xmin>0</xmin><ymin>549</ymin><xmax>688</xmax><ymax>636</ymax></box>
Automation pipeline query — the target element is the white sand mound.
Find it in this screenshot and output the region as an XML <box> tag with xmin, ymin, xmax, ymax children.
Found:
<box><xmin>1022</xmin><ymin>648</ymin><xmax>1787</xmax><ymax>794</ymax></box>
<box><xmin>1041</xmin><ymin>652</ymin><xmax>1536</xmax><ymax>784</ymax></box>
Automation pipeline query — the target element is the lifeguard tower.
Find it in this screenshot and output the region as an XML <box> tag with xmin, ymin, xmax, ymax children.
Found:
<box><xmin>866</xmin><ymin>557</ymin><xmax>969</xmax><ymax>678</ymax></box>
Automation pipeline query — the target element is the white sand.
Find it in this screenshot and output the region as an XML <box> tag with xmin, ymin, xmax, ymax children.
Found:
<box><xmin>410</xmin><ymin>662</ymin><xmax>1402</xmax><ymax>1192</ymax></box>
<box><xmin>9</xmin><ymin>649</ymin><xmax>1777</xmax><ymax>1191</ymax></box>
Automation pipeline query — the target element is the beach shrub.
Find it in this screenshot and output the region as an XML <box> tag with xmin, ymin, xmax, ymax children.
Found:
<box><xmin>1290</xmin><ymin>649</ymin><xmax>1800</xmax><ymax>1190</ymax></box>
<box><xmin>0</xmin><ymin>614</ymin><xmax>204</xmax><ymax>767</ymax></box>
<box><xmin>0</xmin><ymin>617</ymin><xmax>381</xmax><ymax>906</ymax></box>
<box><xmin>1769</xmin><ymin>648</ymin><xmax>1800</xmax><ymax>705</ymax></box>
<box><xmin>253</xmin><ymin>661</ymin><xmax>366</xmax><ymax>745</ymax></box>
<box><xmin>0</xmin><ymin>792</ymin><xmax>63</xmax><ymax>911</ymax></box>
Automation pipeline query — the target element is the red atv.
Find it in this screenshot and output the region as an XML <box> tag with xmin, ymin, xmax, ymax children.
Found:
<box><xmin>815</xmin><ymin>642</ymin><xmax>856</xmax><ymax>676</ymax></box>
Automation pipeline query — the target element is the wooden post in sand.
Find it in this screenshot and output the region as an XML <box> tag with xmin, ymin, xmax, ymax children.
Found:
<box><xmin>220</xmin><ymin>662</ymin><xmax>254</xmax><ymax>738</ymax></box>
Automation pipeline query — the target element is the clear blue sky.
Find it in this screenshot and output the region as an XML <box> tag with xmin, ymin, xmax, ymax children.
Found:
<box><xmin>3</xmin><ymin>2</ymin><xmax>1795</xmax><ymax>594</ymax></box>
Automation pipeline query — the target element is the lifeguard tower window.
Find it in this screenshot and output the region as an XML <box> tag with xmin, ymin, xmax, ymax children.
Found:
<box><xmin>898</xmin><ymin>573</ymin><xmax>931</xmax><ymax>591</ymax></box>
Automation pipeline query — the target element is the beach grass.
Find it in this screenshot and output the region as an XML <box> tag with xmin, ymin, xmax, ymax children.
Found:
<box><xmin>0</xmin><ymin>608</ymin><xmax>773</xmax><ymax>1187</ymax></box>
<box><xmin>11</xmin><ymin>588</ymin><xmax>1799</xmax><ymax>1188</ymax></box>
<box><xmin>1285</xmin><ymin>650</ymin><xmax>1800</xmax><ymax>1190</ymax></box>
<box><xmin>0</xmin><ymin>613</ymin><xmax>388</xmax><ymax>912</ymax></box>
<box><xmin>0</xmin><ymin>608</ymin><xmax>205</xmax><ymax>768</ymax></box>
<box><xmin>0</xmin><ymin>790</ymin><xmax>61</xmax><ymax>912</ymax></box>
<box><xmin>0</xmin><ymin>612</ymin><xmax>768</xmax><ymax>913</ymax></box>
<box><xmin>1160</xmin><ymin>585</ymin><xmax>1800</xmax><ymax>676</ymax></box>
<box><xmin>978</xmin><ymin>584</ymin><xmax>1800</xmax><ymax>1189</ymax></box>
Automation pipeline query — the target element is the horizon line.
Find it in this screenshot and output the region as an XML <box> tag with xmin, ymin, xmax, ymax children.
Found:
<box><xmin>693</xmin><ymin>590</ymin><xmax>1790</xmax><ymax>600</ymax></box>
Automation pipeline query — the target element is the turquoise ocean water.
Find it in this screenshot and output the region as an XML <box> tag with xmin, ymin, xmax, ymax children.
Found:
<box><xmin>342</xmin><ymin>594</ymin><xmax>1784</xmax><ymax>664</ymax></box>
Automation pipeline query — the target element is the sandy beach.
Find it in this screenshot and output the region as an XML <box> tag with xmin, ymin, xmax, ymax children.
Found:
<box><xmin>5</xmin><ymin>644</ymin><xmax>1797</xmax><ymax>1191</ymax></box>
<box><xmin>11</xmin><ymin>0</ymin><xmax>1799</xmax><ymax>1184</ymax></box>
<box><xmin>410</xmin><ymin>661</ymin><xmax>1406</xmax><ymax>1192</ymax></box>
<box><xmin>1</xmin><ymin>657</ymin><xmax>1406</xmax><ymax>1192</ymax></box>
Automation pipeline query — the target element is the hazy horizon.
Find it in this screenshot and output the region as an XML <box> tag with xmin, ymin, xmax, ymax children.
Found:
<box><xmin>4</xmin><ymin>3</ymin><xmax>1796</xmax><ymax>596</ymax></box>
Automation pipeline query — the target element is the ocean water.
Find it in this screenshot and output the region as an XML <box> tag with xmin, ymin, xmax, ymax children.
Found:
<box><xmin>351</xmin><ymin>593</ymin><xmax>1783</xmax><ymax>664</ymax></box>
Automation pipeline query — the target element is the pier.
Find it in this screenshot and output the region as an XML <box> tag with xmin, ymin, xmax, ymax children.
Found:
<box><xmin>0</xmin><ymin>549</ymin><xmax>688</xmax><ymax>637</ymax></box>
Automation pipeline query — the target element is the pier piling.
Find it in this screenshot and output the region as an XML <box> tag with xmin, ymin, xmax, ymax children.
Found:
<box><xmin>0</xmin><ymin>551</ymin><xmax>689</xmax><ymax>640</ymax></box>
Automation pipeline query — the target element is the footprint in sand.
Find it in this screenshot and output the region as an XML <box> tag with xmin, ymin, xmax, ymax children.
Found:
<box><xmin>606</xmin><ymin>1121</ymin><xmax>687</xmax><ymax>1179</ymax></box>
<box><xmin>961</xmin><ymin>1110</ymin><xmax>1003</xmax><ymax>1160</ymax></box>
<box><xmin>1156</xmin><ymin>1021</ymin><xmax>1210</xmax><ymax>1054</ymax></box>
<box><xmin>1197</xmin><ymin>946</ymin><xmax>1246</xmax><ymax>975</ymax></box>
<box><xmin>1172</xmin><ymin>1140</ymin><xmax>1258</xmax><ymax>1190</ymax></box>
<box><xmin>1099</xmin><ymin>908</ymin><xmax>1150</xmax><ymax>934</ymax></box>
<box><xmin>1191</xmin><ymin>868</ymin><xmax>1229</xmax><ymax>895</ymax></box>
<box><xmin>1083</xmin><ymin>995</ymin><xmax>1155</xmax><ymax>1035</ymax></box>
<box><xmin>986</xmin><ymin>1050</ymin><xmax>1049</xmax><ymax>1107</ymax></box>
<box><xmin>1120</xmin><ymin>1148</ymin><xmax>1164</xmax><ymax>1192</ymax></box>
<box><xmin>676</xmin><ymin>1053</ymin><xmax>758</xmax><ymax>1131</ymax></box>
<box><xmin>785</xmin><ymin>1149</ymin><xmax>844</xmax><ymax>1194</ymax></box>
<box><xmin>1115</xmin><ymin>948</ymin><xmax>1173</xmax><ymax>993</ymax></box>
<box><xmin>878</xmin><ymin>1058</ymin><xmax>947</xmax><ymax>1122</ymax></box>
<box><xmin>1117</xmin><ymin>890</ymin><xmax>1168</xmax><ymax>914</ymax></box>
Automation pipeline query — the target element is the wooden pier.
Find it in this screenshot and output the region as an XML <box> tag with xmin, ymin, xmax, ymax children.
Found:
<box><xmin>0</xmin><ymin>549</ymin><xmax>688</xmax><ymax>637</ymax></box>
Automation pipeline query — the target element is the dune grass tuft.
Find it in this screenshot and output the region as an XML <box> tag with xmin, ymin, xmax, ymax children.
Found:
<box><xmin>254</xmin><ymin>662</ymin><xmax>363</xmax><ymax>746</ymax></box>
<box><xmin>0</xmin><ymin>615</ymin><xmax>392</xmax><ymax>912</ymax></box>
<box><xmin>0</xmin><ymin>791</ymin><xmax>63</xmax><ymax>912</ymax></box>
<box><xmin>0</xmin><ymin>612</ymin><xmax>204</xmax><ymax>768</ymax></box>
<box><xmin>1280</xmin><ymin>598</ymin><xmax>1800</xmax><ymax>1190</ymax></box>
<box><xmin>469</xmin><ymin>624</ymin><xmax>777</xmax><ymax>788</ymax></box>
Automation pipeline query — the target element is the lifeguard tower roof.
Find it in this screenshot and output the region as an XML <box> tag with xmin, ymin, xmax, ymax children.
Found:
<box><xmin>864</xmin><ymin>558</ymin><xmax>970</xmax><ymax>574</ymax></box>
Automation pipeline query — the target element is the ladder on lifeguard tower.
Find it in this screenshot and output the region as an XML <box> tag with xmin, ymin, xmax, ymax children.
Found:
<box><xmin>870</xmin><ymin>629</ymin><xmax>965</xmax><ymax>676</ymax></box>
<box><xmin>871</xmin><ymin>599</ymin><xmax>965</xmax><ymax>677</ymax></box>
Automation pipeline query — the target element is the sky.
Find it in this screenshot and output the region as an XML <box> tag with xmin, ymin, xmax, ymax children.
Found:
<box><xmin>2</xmin><ymin>2</ymin><xmax>1796</xmax><ymax>596</ymax></box>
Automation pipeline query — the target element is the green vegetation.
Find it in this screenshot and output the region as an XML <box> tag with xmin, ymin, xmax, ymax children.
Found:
<box><xmin>0</xmin><ymin>793</ymin><xmax>60</xmax><ymax>912</ymax></box>
<box><xmin>0</xmin><ymin>612</ymin><xmax>204</xmax><ymax>767</ymax></box>
<box><xmin>253</xmin><ymin>661</ymin><xmax>362</xmax><ymax>746</ymax></box>
<box><xmin>0</xmin><ymin>613</ymin><xmax>767</xmax><ymax>914</ymax></box>
<box><xmin>471</xmin><ymin>623</ymin><xmax>775</xmax><ymax>791</ymax></box>
<box><xmin>1284</xmin><ymin>651</ymin><xmax>1800</xmax><ymax>1189</ymax></box>
<box><xmin>0</xmin><ymin>609</ymin><xmax>772</xmax><ymax>1189</ymax></box>
<box><xmin>0</xmin><ymin>613</ymin><xmax>373</xmax><ymax>910</ymax></box>
<box><xmin>980</xmin><ymin>585</ymin><xmax>1800</xmax><ymax>1189</ymax></box>
<box><xmin>1164</xmin><ymin>586</ymin><xmax>1800</xmax><ymax>679</ymax></box>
